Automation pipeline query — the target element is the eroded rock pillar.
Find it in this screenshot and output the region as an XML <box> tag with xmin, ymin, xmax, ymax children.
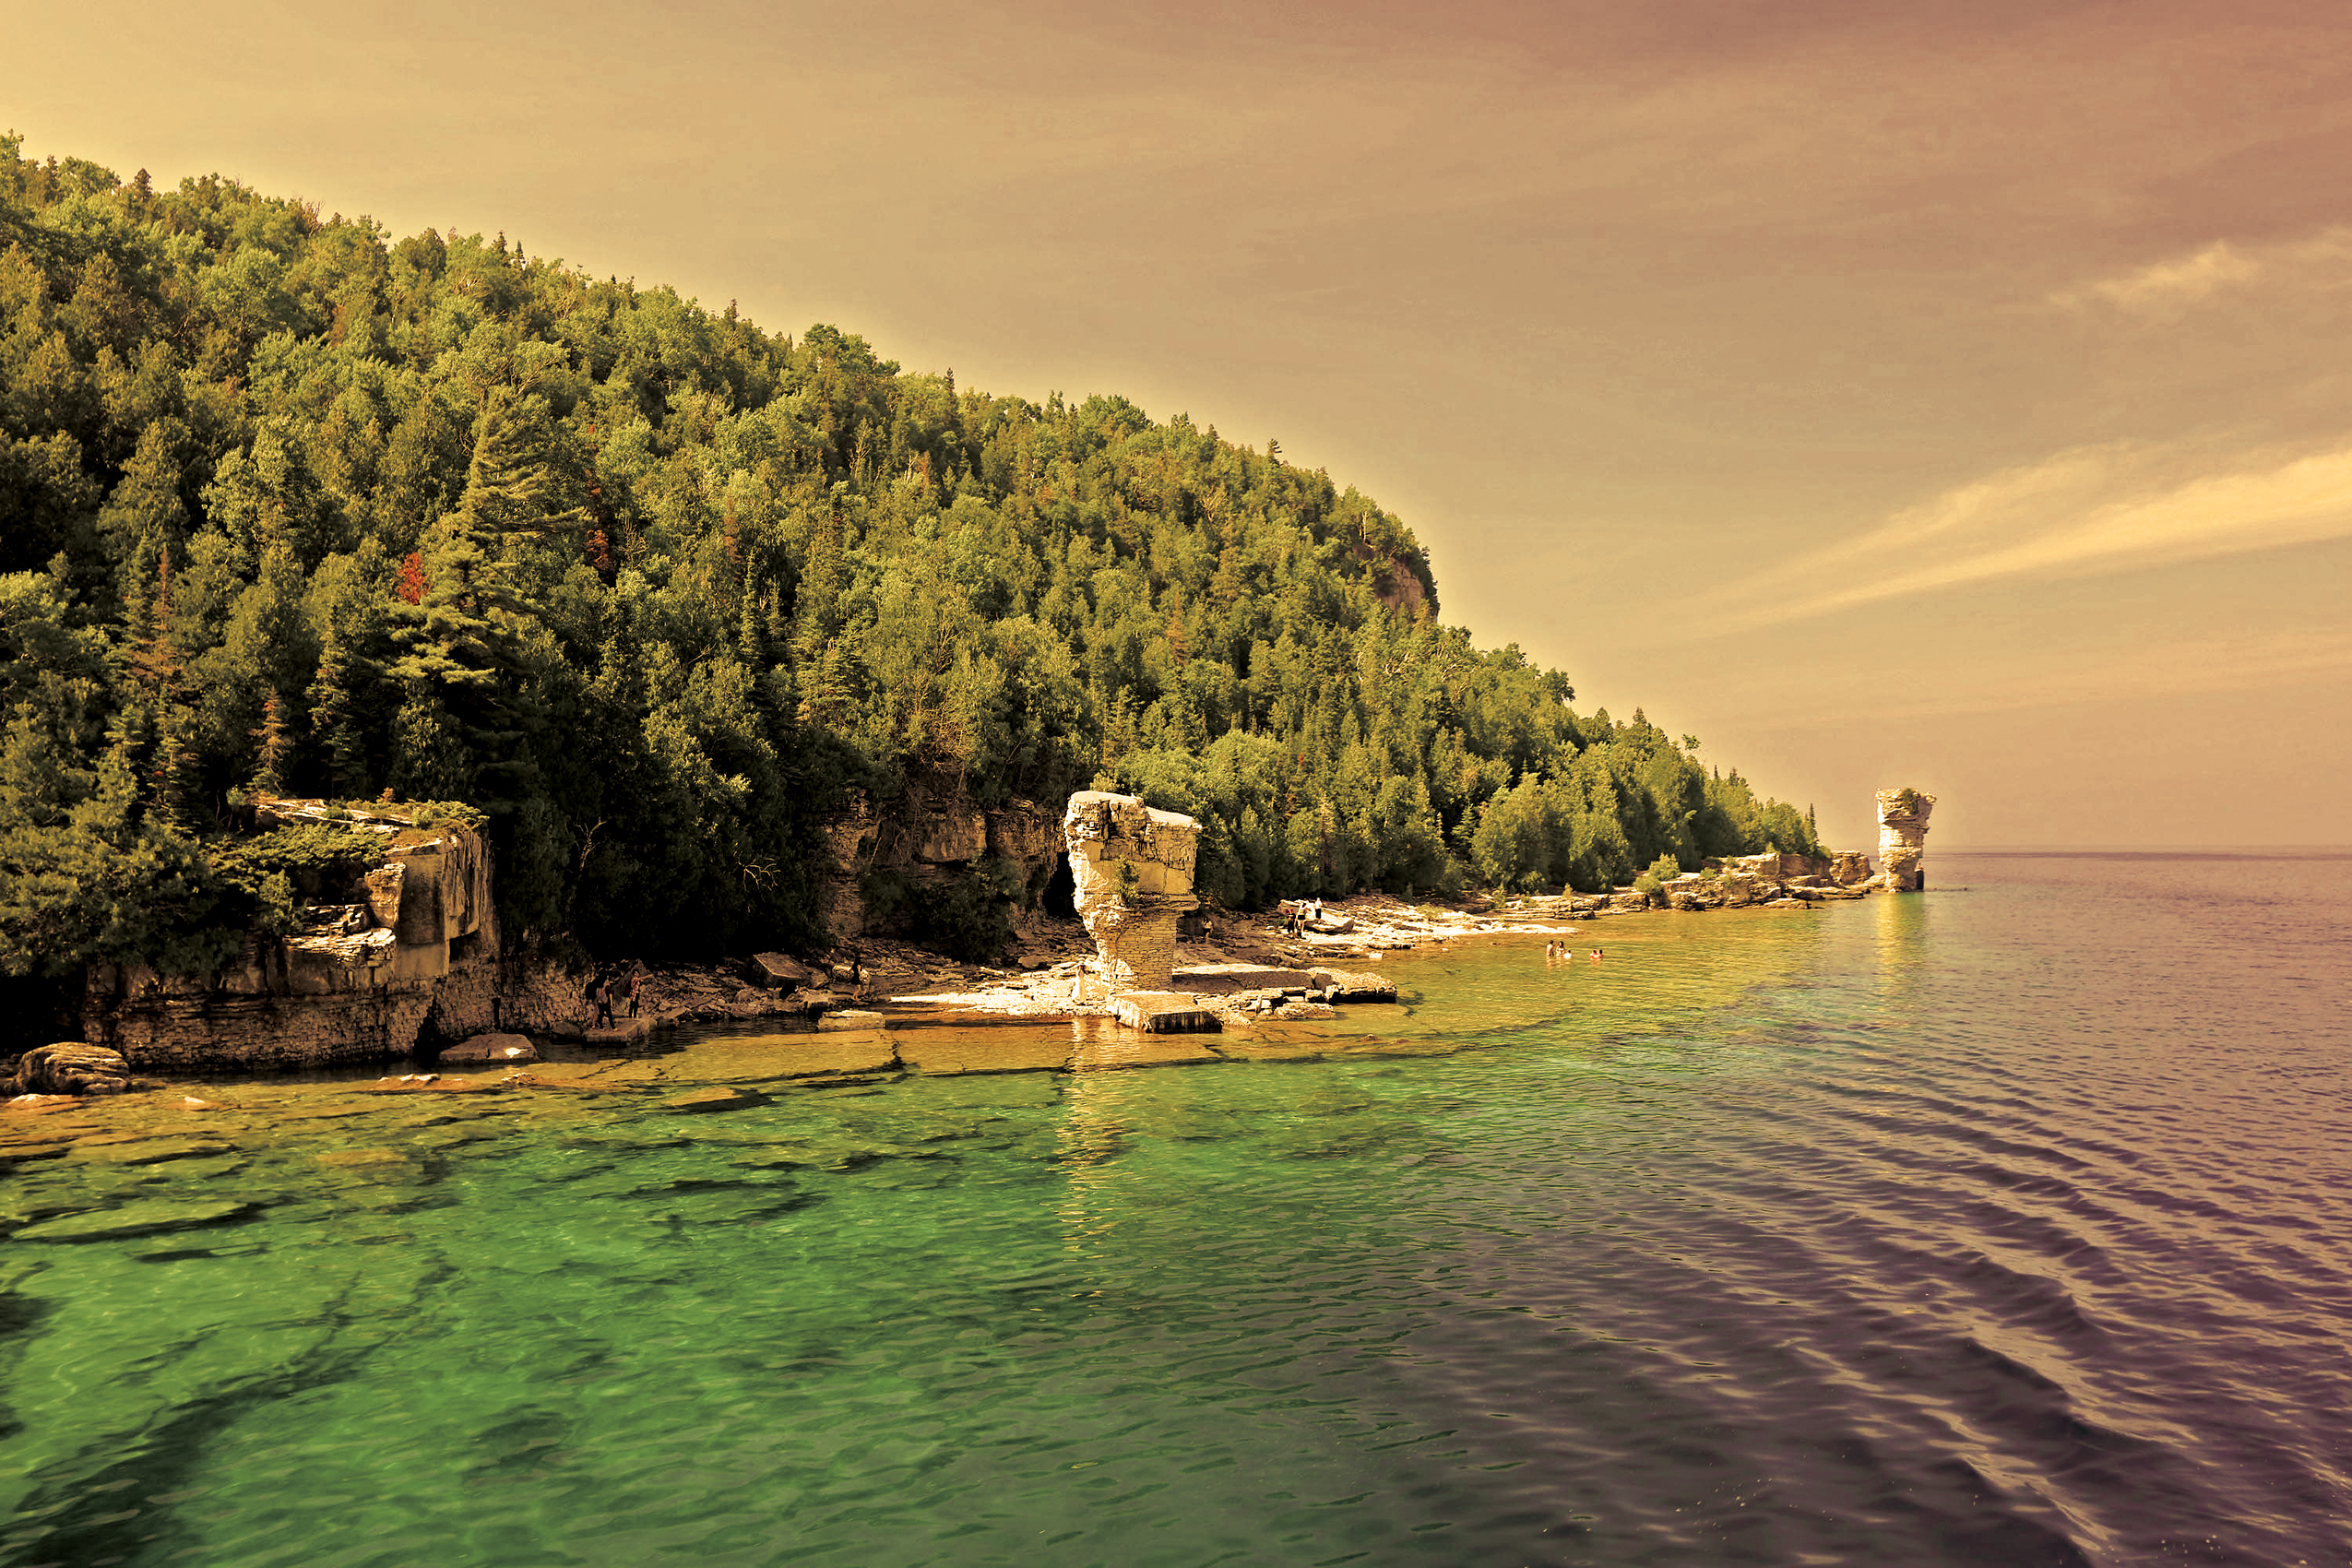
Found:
<box><xmin>1062</xmin><ymin>790</ymin><xmax>1201</xmax><ymax>991</ymax></box>
<box><xmin>1876</xmin><ymin>787</ymin><xmax>1935</xmax><ymax>891</ymax></box>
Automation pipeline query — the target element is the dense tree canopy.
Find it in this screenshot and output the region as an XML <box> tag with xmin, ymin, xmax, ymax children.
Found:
<box><xmin>0</xmin><ymin>136</ymin><xmax>1823</xmax><ymax>978</ymax></box>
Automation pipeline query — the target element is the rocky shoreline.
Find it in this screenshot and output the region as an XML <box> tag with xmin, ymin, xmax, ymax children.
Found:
<box><xmin>17</xmin><ymin>785</ymin><xmax>1931</xmax><ymax>1112</ymax></box>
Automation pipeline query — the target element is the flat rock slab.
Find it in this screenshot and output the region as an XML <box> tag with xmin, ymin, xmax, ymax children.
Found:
<box><xmin>441</xmin><ymin>1032</ymin><xmax>540</xmax><ymax>1063</ymax></box>
<box><xmin>315</xmin><ymin>1147</ymin><xmax>409</xmax><ymax>1168</ymax></box>
<box><xmin>5</xmin><ymin>1095</ymin><xmax>94</xmax><ymax>1115</ymax></box>
<box><xmin>1312</xmin><ymin>968</ymin><xmax>1398</xmax><ymax>1003</ymax></box>
<box><xmin>671</xmin><ymin>1035</ymin><xmax>898</xmax><ymax>1082</ymax></box>
<box><xmin>276</xmin><ymin>1102</ymin><xmax>382</xmax><ymax>1121</ymax></box>
<box><xmin>1170</xmin><ymin>966</ymin><xmax>1318</xmax><ymax>995</ymax></box>
<box><xmin>748</xmin><ymin>952</ymin><xmax>815</xmax><ymax>989</ymax></box>
<box><xmin>815</xmin><ymin>1009</ymin><xmax>888</xmax><ymax>1033</ymax></box>
<box><xmin>1332</xmin><ymin>1036</ymin><xmax>1462</xmax><ymax>1058</ymax></box>
<box><xmin>502</xmin><ymin>1073</ymin><xmax>645</xmax><ymax>1095</ymax></box>
<box><xmin>896</xmin><ymin>1032</ymin><xmax>1072</xmax><ymax>1075</ymax></box>
<box><xmin>662</xmin><ymin>1087</ymin><xmax>766</xmax><ymax>1113</ymax></box>
<box><xmin>14</xmin><ymin>1197</ymin><xmax>259</xmax><ymax>1242</ymax></box>
<box><xmin>65</xmin><ymin>1137</ymin><xmax>233</xmax><ymax>1166</ymax></box>
<box><xmin>1073</xmin><ymin>1033</ymin><xmax>1223</xmax><ymax>1070</ymax></box>
<box><xmin>1110</xmin><ymin>992</ymin><xmax>1222</xmax><ymax>1033</ymax></box>
<box><xmin>586</xmin><ymin>1018</ymin><xmax>653</xmax><ymax>1045</ymax></box>
<box><xmin>1208</xmin><ymin>1037</ymin><xmax>1330</xmax><ymax>1063</ymax></box>
<box><xmin>362</xmin><ymin>1076</ymin><xmax>505</xmax><ymax>1095</ymax></box>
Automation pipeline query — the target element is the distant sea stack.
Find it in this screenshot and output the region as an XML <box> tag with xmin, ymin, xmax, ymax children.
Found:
<box><xmin>1876</xmin><ymin>788</ymin><xmax>1935</xmax><ymax>891</ymax></box>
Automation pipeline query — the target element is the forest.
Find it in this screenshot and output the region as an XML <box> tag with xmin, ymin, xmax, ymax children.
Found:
<box><xmin>0</xmin><ymin>136</ymin><xmax>1823</xmax><ymax>981</ymax></box>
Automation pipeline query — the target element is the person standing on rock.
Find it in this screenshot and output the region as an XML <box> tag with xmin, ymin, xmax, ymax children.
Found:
<box><xmin>624</xmin><ymin>967</ymin><xmax>640</xmax><ymax>1018</ymax></box>
<box><xmin>593</xmin><ymin>973</ymin><xmax>615</xmax><ymax>1028</ymax></box>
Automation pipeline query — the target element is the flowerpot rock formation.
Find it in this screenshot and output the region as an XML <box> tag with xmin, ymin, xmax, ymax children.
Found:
<box><xmin>1062</xmin><ymin>791</ymin><xmax>1201</xmax><ymax>992</ymax></box>
<box><xmin>1877</xmin><ymin>787</ymin><xmax>1935</xmax><ymax>891</ymax></box>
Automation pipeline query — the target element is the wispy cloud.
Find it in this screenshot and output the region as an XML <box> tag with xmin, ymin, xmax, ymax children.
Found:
<box><xmin>1775</xmin><ymin>626</ymin><xmax>2352</xmax><ymax>725</ymax></box>
<box><xmin>2054</xmin><ymin>228</ymin><xmax>2352</xmax><ymax>314</ymax></box>
<box><xmin>1691</xmin><ymin>436</ymin><xmax>2352</xmax><ymax>630</ymax></box>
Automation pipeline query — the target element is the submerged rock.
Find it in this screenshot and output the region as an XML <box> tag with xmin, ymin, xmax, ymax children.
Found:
<box><xmin>662</xmin><ymin>1087</ymin><xmax>765</xmax><ymax>1113</ymax></box>
<box><xmin>440</xmin><ymin>1032</ymin><xmax>540</xmax><ymax>1063</ymax></box>
<box><xmin>12</xmin><ymin>1197</ymin><xmax>258</xmax><ymax>1242</ymax></box>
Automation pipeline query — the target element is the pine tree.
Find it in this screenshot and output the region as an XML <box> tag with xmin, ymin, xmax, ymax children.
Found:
<box><xmin>307</xmin><ymin>624</ymin><xmax>371</xmax><ymax>799</ymax></box>
<box><xmin>249</xmin><ymin>689</ymin><xmax>291</xmax><ymax>797</ymax></box>
<box><xmin>128</xmin><ymin>549</ymin><xmax>201</xmax><ymax>829</ymax></box>
<box><xmin>457</xmin><ymin>384</ymin><xmax>584</xmax><ymax>540</ymax></box>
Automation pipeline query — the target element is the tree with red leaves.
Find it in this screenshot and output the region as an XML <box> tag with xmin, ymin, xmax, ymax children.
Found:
<box><xmin>396</xmin><ymin>552</ymin><xmax>426</xmax><ymax>605</ymax></box>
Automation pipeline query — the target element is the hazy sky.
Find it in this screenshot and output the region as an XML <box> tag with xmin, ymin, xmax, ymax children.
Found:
<box><xmin>8</xmin><ymin>0</ymin><xmax>2349</xmax><ymax>847</ymax></box>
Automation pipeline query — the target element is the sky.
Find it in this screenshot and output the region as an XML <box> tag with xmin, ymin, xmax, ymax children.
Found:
<box><xmin>6</xmin><ymin>0</ymin><xmax>2349</xmax><ymax>848</ymax></box>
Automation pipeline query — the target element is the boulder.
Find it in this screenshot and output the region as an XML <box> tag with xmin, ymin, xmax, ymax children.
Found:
<box><xmin>747</xmin><ymin>952</ymin><xmax>815</xmax><ymax>990</ymax></box>
<box><xmin>14</xmin><ymin>1042</ymin><xmax>131</xmax><ymax>1097</ymax></box>
<box><xmin>440</xmin><ymin>1032</ymin><xmax>540</xmax><ymax>1063</ymax></box>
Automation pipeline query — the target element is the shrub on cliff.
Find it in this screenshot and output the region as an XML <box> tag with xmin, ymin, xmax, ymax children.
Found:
<box><xmin>207</xmin><ymin>822</ymin><xmax>387</xmax><ymax>932</ymax></box>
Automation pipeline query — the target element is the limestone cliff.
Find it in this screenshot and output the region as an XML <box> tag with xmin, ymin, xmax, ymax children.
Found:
<box><xmin>816</xmin><ymin>786</ymin><xmax>1064</xmax><ymax>942</ymax></box>
<box><xmin>82</xmin><ymin>801</ymin><xmax>500</xmax><ymax>1071</ymax></box>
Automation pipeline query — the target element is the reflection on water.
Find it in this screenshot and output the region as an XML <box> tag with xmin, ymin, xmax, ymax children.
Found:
<box><xmin>1055</xmin><ymin>1049</ymin><xmax>1141</xmax><ymax>1260</ymax></box>
<box><xmin>1875</xmin><ymin>881</ymin><xmax>1929</xmax><ymax>1007</ymax></box>
<box><xmin>4</xmin><ymin>862</ymin><xmax>2348</xmax><ymax>1567</ymax></box>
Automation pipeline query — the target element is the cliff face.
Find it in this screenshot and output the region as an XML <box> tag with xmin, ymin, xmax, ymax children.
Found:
<box><xmin>82</xmin><ymin>802</ymin><xmax>500</xmax><ymax>1071</ymax></box>
<box><xmin>817</xmin><ymin>788</ymin><xmax>1064</xmax><ymax>942</ymax></box>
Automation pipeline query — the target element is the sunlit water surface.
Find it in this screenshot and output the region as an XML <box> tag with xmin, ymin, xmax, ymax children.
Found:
<box><xmin>5</xmin><ymin>850</ymin><xmax>2347</xmax><ymax>1567</ymax></box>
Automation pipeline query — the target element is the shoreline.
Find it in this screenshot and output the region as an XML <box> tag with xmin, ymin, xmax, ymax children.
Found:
<box><xmin>0</xmin><ymin>888</ymin><xmax>1899</xmax><ymax>1191</ymax></box>
<box><xmin>11</xmin><ymin>861</ymin><xmax>1911</xmax><ymax>1116</ymax></box>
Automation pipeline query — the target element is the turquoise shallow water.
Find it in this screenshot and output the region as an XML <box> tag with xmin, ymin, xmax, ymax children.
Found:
<box><xmin>5</xmin><ymin>851</ymin><xmax>2348</xmax><ymax>1566</ymax></box>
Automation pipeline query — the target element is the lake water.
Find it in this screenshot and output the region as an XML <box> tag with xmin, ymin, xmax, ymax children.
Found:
<box><xmin>5</xmin><ymin>850</ymin><xmax>2347</xmax><ymax>1567</ymax></box>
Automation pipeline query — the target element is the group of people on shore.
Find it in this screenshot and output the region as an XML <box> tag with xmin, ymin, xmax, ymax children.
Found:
<box><xmin>1545</xmin><ymin>941</ymin><xmax>1603</xmax><ymax>963</ymax></box>
<box><xmin>583</xmin><ymin>966</ymin><xmax>641</xmax><ymax>1028</ymax></box>
<box><xmin>1282</xmin><ymin>898</ymin><xmax>1326</xmax><ymax>938</ymax></box>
